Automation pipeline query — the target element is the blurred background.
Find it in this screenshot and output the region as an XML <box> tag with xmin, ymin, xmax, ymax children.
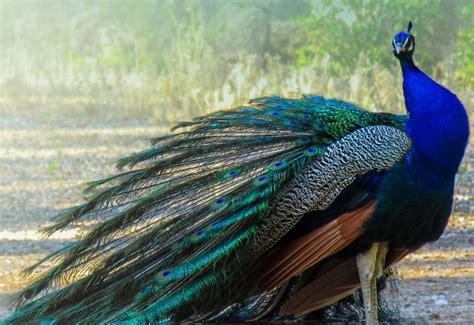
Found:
<box><xmin>1</xmin><ymin>0</ymin><xmax>473</xmax><ymax>119</ymax></box>
<box><xmin>0</xmin><ymin>0</ymin><xmax>473</xmax><ymax>321</ymax></box>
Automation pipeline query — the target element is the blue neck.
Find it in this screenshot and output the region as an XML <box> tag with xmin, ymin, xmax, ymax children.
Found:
<box><xmin>400</xmin><ymin>58</ymin><xmax>469</xmax><ymax>188</ymax></box>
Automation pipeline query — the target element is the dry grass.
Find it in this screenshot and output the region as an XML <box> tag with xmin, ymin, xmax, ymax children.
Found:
<box><xmin>3</xmin><ymin>54</ymin><xmax>472</xmax><ymax>123</ymax></box>
<box><xmin>0</xmin><ymin>64</ymin><xmax>473</xmax><ymax>320</ymax></box>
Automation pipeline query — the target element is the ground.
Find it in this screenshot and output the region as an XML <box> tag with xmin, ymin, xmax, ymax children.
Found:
<box><xmin>0</xmin><ymin>102</ymin><xmax>473</xmax><ymax>322</ymax></box>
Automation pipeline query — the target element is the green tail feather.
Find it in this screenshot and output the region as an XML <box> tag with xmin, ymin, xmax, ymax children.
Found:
<box><xmin>7</xmin><ymin>95</ymin><xmax>406</xmax><ymax>323</ymax></box>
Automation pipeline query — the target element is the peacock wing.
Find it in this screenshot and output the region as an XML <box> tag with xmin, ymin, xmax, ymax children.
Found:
<box><xmin>200</xmin><ymin>125</ymin><xmax>411</xmax><ymax>321</ymax></box>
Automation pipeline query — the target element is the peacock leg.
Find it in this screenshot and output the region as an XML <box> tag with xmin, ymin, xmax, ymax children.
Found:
<box><xmin>356</xmin><ymin>242</ymin><xmax>383</xmax><ymax>325</ymax></box>
<box><xmin>374</xmin><ymin>242</ymin><xmax>389</xmax><ymax>280</ymax></box>
<box><xmin>371</xmin><ymin>242</ymin><xmax>389</xmax><ymax>321</ymax></box>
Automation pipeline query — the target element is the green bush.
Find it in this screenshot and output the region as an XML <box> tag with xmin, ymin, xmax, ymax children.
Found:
<box><xmin>295</xmin><ymin>0</ymin><xmax>473</xmax><ymax>88</ymax></box>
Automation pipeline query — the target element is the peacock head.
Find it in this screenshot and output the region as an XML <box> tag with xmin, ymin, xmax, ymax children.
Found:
<box><xmin>392</xmin><ymin>21</ymin><xmax>415</xmax><ymax>59</ymax></box>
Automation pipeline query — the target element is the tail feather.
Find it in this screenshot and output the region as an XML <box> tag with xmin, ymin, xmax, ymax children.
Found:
<box><xmin>8</xmin><ymin>96</ymin><xmax>407</xmax><ymax>323</ymax></box>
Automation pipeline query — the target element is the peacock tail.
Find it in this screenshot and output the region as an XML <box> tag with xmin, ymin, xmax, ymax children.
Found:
<box><xmin>7</xmin><ymin>95</ymin><xmax>410</xmax><ymax>323</ymax></box>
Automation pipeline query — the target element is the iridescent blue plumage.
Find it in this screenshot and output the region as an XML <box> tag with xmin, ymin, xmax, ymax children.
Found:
<box><xmin>361</xmin><ymin>24</ymin><xmax>469</xmax><ymax>249</ymax></box>
<box><xmin>393</xmin><ymin>24</ymin><xmax>468</xmax><ymax>184</ymax></box>
<box><xmin>402</xmin><ymin>59</ymin><xmax>469</xmax><ymax>183</ymax></box>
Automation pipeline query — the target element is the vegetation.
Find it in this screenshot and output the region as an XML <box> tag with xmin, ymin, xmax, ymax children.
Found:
<box><xmin>296</xmin><ymin>1</ymin><xmax>473</xmax><ymax>74</ymax></box>
<box><xmin>0</xmin><ymin>0</ymin><xmax>472</xmax><ymax>122</ymax></box>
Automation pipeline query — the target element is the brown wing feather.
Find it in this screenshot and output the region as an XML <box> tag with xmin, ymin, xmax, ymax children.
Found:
<box><xmin>280</xmin><ymin>246</ymin><xmax>416</xmax><ymax>316</ymax></box>
<box><xmin>281</xmin><ymin>256</ymin><xmax>360</xmax><ymax>316</ymax></box>
<box><xmin>257</xmin><ymin>201</ymin><xmax>376</xmax><ymax>291</ymax></box>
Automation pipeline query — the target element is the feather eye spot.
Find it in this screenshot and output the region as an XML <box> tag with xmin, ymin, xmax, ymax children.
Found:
<box><xmin>232</xmin><ymin>196</ymin><xmax>243</xmax><ymax>205</ymax></box>
<box><xmin>267</xmin><ymin>110</ymin><xmax>283</xmax><ymax>117</ymax></box>
<box><xmin>196</xmin><ymin>230</ymin><xmax>204</xmax><ymax>236</ymax></box>
<box><xmin>268</xmin><ymin>160</ymin><xmax>287</xmax><ymax>171</ymax></box>
<box><xmin>211</xmin><ymin>197</ymin><xmax>229</xmax><ymax>210</ymax></box>
<box><xmin>206</xmin><ymin>220</ymin><xmax>222</xmax><ymax>231</ymax></box>
<box><xmin>157</xmin><ymin>269</ymin><xmax>173</xmax><ymax>280</ymax></box>
<box><xmin>298</xmin><ymin>113</ymin><xmax>312</xmax><ymax>121</ymax></box>
<box><xmin>254</xmin><ymin>174</ymin><xmax>269</xmax><ymax>186</ymax></box>
<box><xmin>223</xmin><ymin>168</ymin><xmax>241</xmax><ymax>179</ymax></box>
<box><xmin>191</xmin><ymin>229</ymin><xmax>207</xmax><ymax>241</ymax></box>
<box><xmin>313</xmin><ymin>122</ymin><xmax>325</xmax><ymax>132</ymax></box>
<box><xmin>323</xmin><ymin>137</ymin><xmax>333</xmax><ymax>144</ymax></box>
<box><xmin>304</xmin><ymin>146</ymin><xmax>319</xmax><ymax>157</ymax></box>
<box><xmin>296</xmin><ymin>137</ymin><xmax>311</xmax><ymax>144</ymax></box>
<box><xmin>283</xmin><ymin>119</ymin><xmax>298</xmax><ymax>127</ymax></box>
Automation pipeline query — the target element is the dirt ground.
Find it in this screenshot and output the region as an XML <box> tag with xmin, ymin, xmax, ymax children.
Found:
<box><xmin>0</xmin><ymin>102</ymin><xmax>473</xmax><ymax>322</ymax></box>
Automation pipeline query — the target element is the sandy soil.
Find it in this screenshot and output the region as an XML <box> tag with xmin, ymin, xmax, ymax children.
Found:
<box><xmin>1</xmin><ymin>103</ymin><xmax>473</xmax><ymax>322</ymax></box>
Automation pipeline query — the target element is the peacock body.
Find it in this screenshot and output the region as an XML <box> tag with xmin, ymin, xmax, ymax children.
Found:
<box><xmin>7</xmin><ymin>23</ymin><xmax>469</xmax><ymax>324</ymax></box>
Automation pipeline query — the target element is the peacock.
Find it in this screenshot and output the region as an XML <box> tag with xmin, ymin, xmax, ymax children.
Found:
<box><xmin>7</xmin><ymin>22</ymin><xmax>469</xmax><ymax>324</ymax></box>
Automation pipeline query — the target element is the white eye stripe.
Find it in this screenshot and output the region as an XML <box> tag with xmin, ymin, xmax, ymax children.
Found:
<box><xmin>402</xmin><ymin>37</ymin><xmax>410</xmax><ymax>48</ymax></box>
